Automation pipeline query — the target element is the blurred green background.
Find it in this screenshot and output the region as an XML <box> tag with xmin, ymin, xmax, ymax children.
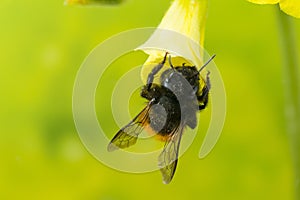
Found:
<box><xmin>1</xmin><ymin>0</ymin><xmax>300</xmax><ymax>199</ymax></box>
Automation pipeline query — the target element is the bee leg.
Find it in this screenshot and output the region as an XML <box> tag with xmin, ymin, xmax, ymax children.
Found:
<box><xmin>206</xmin><ymin>71</ymin><xmax>211</xmax><ymax>90</ymax></box>
<box><xmin>198</xmin><ymin>71</ymin><xmax>211</xmax><ymax>110</ymax></box>
<box><xmin>198</xmin><ymin>92</ymin><xmax>208</xmax><ymax>110</ymax></box>
<box><xmin>168</xmin><ymin>55</ymin><xmax>174</xmax><ymax>69</ymax></box>
<box><xmin>141</xmin><ymin>83</ymin><xmax>160</xmax><ymax>101</ymax></box>
<box><xmin>146</xmin><ymin>52</ymin><xmax>168</xmax><ymax>90</ymax></box>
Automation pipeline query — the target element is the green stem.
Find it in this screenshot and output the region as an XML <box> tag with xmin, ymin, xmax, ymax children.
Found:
<box><xmin>277</xmin><ymin>7</ymin><xmax>300</xmax><ymax>200</ymax></box>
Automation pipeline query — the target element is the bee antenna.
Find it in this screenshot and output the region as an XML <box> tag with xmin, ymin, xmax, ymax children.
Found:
<box><xmin>199</xmin><ymin>54</ymin><xmax>216</xmax><ymax>73</ymax></box>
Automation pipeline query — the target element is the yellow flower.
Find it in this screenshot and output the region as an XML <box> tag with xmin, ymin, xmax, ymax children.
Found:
<box><xmin>136</xmin><ymin>0</ymin><xmax>208</xmax><ymax>83</ymax></box>
<box><xmin>248</xmin><ymin>0</ymin><xmax>300</xmax><ymax>18</ymax></box>
<box><xmin>65</xmin><ymin>0</ymin><xmax>86</xmax><ymax>5</ymax></box>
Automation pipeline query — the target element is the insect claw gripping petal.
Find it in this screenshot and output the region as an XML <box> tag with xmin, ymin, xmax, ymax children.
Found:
<box><xmin>206</xmin><ymin>70</ymin><xmax>211</xmax><ymax>90</ymax></box>
<box><xmin>168</xmin><ymin>54</ymin><xmax>174</xmax><ymax>69</ymax></box>
<box><xmin>146</xmin><ymin>52</ymin><xmax>169</xmax><ymax>90</ymax></box>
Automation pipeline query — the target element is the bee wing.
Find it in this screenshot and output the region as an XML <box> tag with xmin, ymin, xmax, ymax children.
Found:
<box><xmin>107</xmin><ymin>102</ymin><xmax>152</xmax><ymax>151</ymax></box>
<box><xmin>158</xmin><ymin>123</ymin><xmax>185</xmax><ymax>184</ymax></box>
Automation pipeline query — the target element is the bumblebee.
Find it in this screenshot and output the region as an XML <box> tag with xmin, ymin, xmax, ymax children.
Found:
<box><xmin>108</xmin><ymin>52</ymin><xmax>215</xmax><ymax>184</ymax></box>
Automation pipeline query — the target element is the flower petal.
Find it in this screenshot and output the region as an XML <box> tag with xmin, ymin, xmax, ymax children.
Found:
<box><xmin>247</xmin><ymin>0</ymin><xmax>279</xmax><ymax>4</ymax></box>
<box><xmin>280</xmin><ymin>0</ymin><xmax>300</xmax><ymax>18</ymax></box>
<box><xmin>65</xmin><ymin>0</ymin><xmax>86</xmax><ymax>5</ymax></box>
<box><xmin>156</xmin><ymin>0</ymin><xmax>207</xmax><ymax>47</ymax></box>
<box><xmin>136</xmin><ymin>0</ymin><xmax>208</xmax><ymax>83</ymax></box>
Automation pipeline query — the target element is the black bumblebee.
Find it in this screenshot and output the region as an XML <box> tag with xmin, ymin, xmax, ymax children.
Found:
<box><xmin>108</xmin><ymin>52</ymin><xmax>215</xmax><ymax>184</ymax></box>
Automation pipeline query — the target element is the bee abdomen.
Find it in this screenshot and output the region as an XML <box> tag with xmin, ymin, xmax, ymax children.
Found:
<box><xmin>148</xmin><ymin>96</ymin><xmax>181</xmax><ymax>136</ymax></box>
